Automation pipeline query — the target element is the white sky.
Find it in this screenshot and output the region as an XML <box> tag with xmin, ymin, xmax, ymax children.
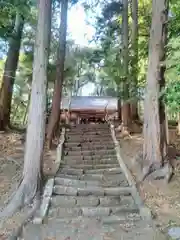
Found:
<box><xmin>68</xmin><ymin>3</ymin><xmax>96</xmax><ymax>95</ymax></box>
<box><xmin>68</xmin><ymin>3</ymin><xmax>95</xmax><ymax>46</ymax></box>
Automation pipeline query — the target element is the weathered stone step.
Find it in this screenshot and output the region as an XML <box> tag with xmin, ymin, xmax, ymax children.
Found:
<box><xmin>50</xmin><ymin>195</ymin><xmax>134</xmax><ymax>208</ymax></box>
<box><xmin>53</xmin><ymin>185</ymin><xmax>132</xmax><ymax>196</ymax></box>
<box><xmin>63</xmin><ymin>155</ymin><xmax>117</xmax><ymax>162</ymax></box>
<box><xmin>84</xmin><ymin>167</ymin><xmax>122</xmax><ymax>175</ymax></box>
<box><xmin>66</xmin><ymin>141</ymin><xmax>113</xmax><ymax>146</ymax></box>
<box><xmin>51</xmin><ymin>196</ymin><xmax>99</xmax><ymax>207</ymax></box>
<box><xmin>69</xmin><ymin>126</ymin><xmax>109</xmax><ymax>132</ymax></box>
<box><xmin>67</xmin><ymin>131</ymin><xmax>110</xmax><ymax>135</ymax></box>
<box><xmin>54</xmin><ymin>176</ymin><xmax>128</xmax><ymax>188</ymax></box>
<box><xmin>65</xmin><ymin>145</ymin><xmax>115</xmax><ymax>151</ymax></box>
<box><xmin>64</xmin><ymin>149</ymin><xmax>116</xmax><ymax>156</ymax></box>
<box><xmin>61</xmin><ymin>158</ymin><xmax>118</xmax><ymax>165</ymax></box>
<box><xmin>64</xmin><ymin>142</ymin><xmax>114</xmax><ymax>148</ymax></box>
<box><xmin>64</xmin><ymin>139</ymin><xmax>113</xmax><ymax>146</ymax></box>
<box><xmin>56</xmin><ymin>172</ymin><xmax>127</xmax><ymax>182</ymax></box>
<box><xmin>69</xmin><ymin>130</ymin><xmax>110</xmax><ymax>135</ymax></box>
<box><xmin>60</xmin><ymin>163</ymin><xmax>120</xmax><ymax>170</ymax></box>
<box><xmin>48</xmin><ymin>205</ymin><xmax>139</xmax><ymax>218</ymax></box>
<box><xmin>59</xmin><ymin>167</ymin><xmax>84</xmax><ymax>175</ymax></box>
<box><xmin>59</xmin><ymin>167</ymin><xmax>122</xmax><ymax>176</ymax></box>
<box><xmin>54</xmin><ymin>177</ymin><xmax>100</xmax><ymax>187</ymax></box>
<box><xmin>67</xmin><ymin>132</ymin><xmax>110</xmax><ymax>137</ymax></box>
<box><xmin>101</xmin><ymin>213</ymin><xmax>141</xmax><ymax>224</ymax></box>
<box><xmin>66</xmin><ymin>136</ymin><xmax>111</xmax><ymax>142</ymax></box>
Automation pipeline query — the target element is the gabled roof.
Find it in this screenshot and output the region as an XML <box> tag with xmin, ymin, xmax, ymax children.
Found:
<box><xmin>61</xmin><ymin>96</ymin><xmax>118</xmax><ymax>110</ymax></box>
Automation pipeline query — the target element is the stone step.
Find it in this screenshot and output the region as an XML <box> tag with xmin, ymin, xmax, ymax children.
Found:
<box><xmin>59</xmin><ymin>167</ymin><xmax>84</xmax><ymax>175</ymax></box>
<box><xmin>53</xmin><ymin>185</ymin><xmax>132</xmax><ymax>197</ymax></box>
<box><xmin>56</xmin><ymin>172</ymin><xmax>126</xmax><ymax>182</ymax></box>
<box><xmin>60</xmin><ymin>163</ymin><xmax>120</xmax><ymax>170</ymax></box>
<box><xmin>50</xmin><ymin>195</ymin><xmax>135</xmax><ymax>208</ymax></box>
<box><xmin>84</xmin><ymin>167</ymin><xmax>122</xmax><ymax>175</ymax></box>
<box><xmin>64</xmin><ymin>149</ymin><xmax>116</xmax><ymax>156</ymax></box>
<box><xmin>66</xmin><ymin>136</ymin><xmax>111</xmax><ymax>141</ymax></box>
<box><xmin>54</xmin><ymin>177</ymin><xmax>101</xmax><ymax>187</ymax></box>
<box><xmin>61</xmin><ymin>158</ymin><xmax>118</xmax><ymax>165</ymax></box>
<box><xmin>68</xmin><ymin>131</ymin><xmax>110</xmax><ymax>136</ymax></box>
<box><xmin>54</xmin><ymin>176</ymin><xmax>128</xmax><ymax>188</ymax></box>
<box><xmin>69</xmin><ymin>126</ymin><xmax>109</xmax><ymax>131</ymax></box>
<box><xmin>63</xmin><ymin>155</ymin><xmax>117</xmax><ymax>162</ymax></box>
<box><xmin>65</xmin><ymin>138</ymin><xmax>112</xmax><ymax>145</ymax></box>
<box><xmin>64</xmin><ymin>145</ymin><xmax>115</xmax><ymax>151</ymax></box>
<box><xmin>48</xmin><ymin>205</ymin><xmax>139</xmax><ymax>218</ymax></box>
<box><xmin>101</xmin><ymin>213</ymin><xmax>141</xmax><ymax>224</ymax></box>
<box><xmin>67</xmin><ymin>132</ymin><xmax>111</xmax><ymax>137</ymax></box>
<box><xmin>64</xmin><ymin>142</ymin><xmax>114</xmax><ymax>148</ymax></box>
<box><xmin>59</xmin><ymin>167</ymin><xmax>122</xmax><ymax>176</ymax></box>
<box><xmin>64</xmin><ymin>140</ymin><xmax>113</xmax><ymax>146</ymax></box>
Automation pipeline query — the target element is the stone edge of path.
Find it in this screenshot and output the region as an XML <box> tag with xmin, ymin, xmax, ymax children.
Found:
<box><xmin>33</xmin><ymin>127</ymin><xmax>66</xmax><ymax>224</ymax></box>
<box><xmin>109</xmin><ymin>123</ymin><xmax>152</xmax><ymax>221</ymax></box>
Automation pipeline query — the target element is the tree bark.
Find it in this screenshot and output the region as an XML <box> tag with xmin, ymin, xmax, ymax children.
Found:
<box><xmin>177</xmin><ymin>113</ymin><xmax>180</xmax><ymax>135</ymax></box>
<box><xmin>121</xmin><ymin>0</ymin><xmax>131</xmax><ymax>128</ymax></box>
<box><xmin>0</xmin><ymin>0</ymin><xmax>52</xmax><ymax>219</ymax></box>
<box><xmin>46</xmin><ymin>0</ymin><xmax>68</xmax><ymax>149</ymax></box>
<box><xmin>130</xmin><ymin>0</ymin><xmax>139</xmax><ymax>120</ymax></box>
<box><xmin>117</xmin><ymin>98</ymin><xmax>122</xmax><ymax>121</ymax></box>
<box><xmin>142</xmin><ymin>0</ymin><xmax>170</xmax><ymax>181</ymax></box>
<box><xmin>0</xmin><ymin>11</ymin><xmax>24</xmax><ymax>130</ymax></box>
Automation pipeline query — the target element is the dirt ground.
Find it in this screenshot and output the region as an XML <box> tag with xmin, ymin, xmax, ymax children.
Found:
<box><xmin>0</xmin><ymin>130</ymin><xmax>57</xmax><ymax>239</ymax></box>
<box><xmin>118</xmin><ymin>128</ymin><xmax>180</xmax><ymax>237</ymax></box>
<box><xmin>0</xmin><ymin>128</ymin><xmax>180</xmax><ymax>239</ymax></box>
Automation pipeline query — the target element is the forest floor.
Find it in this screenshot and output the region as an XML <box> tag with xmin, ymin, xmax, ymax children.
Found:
<box><xmin>118</xmin><ymin>128</ymin><xmax>180</xmax><ymax>237</ymax></box>
<box><xmin>0</xmin><ymin>128</ymin><xmax>179</xmax><ymax>239</ymax></box>
<box><xmin>0</xmin><ymin>130</ymin><xmax>57</xmax><ymax>239</ymax></box>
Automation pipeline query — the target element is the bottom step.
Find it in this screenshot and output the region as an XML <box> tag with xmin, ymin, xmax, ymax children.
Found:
<box><xmin>48</xmin><ymin>206</ymin><xmax>139</xmax><ymax>218</ymax></box>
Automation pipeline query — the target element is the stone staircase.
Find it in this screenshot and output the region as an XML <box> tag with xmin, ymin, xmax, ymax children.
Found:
<box><xmin>22</xmin><ymin>123</ymin><xmax>160</xmax><ymax>240</ymax></box>
<box><xmin>50</xmin><ymin>123</ymin><xmax>139</xmax><ymax>221</ymax></box>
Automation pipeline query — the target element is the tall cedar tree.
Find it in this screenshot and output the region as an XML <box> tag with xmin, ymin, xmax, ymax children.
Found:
<box><xmin>46</xmin><ymin>0</ymin><xmax>68</xmax><ymax>148</ymax></box>
<box><xmin>0</xmin><ymin>0</ymin><xmax>52</xmax><ymax>218</ymax></box>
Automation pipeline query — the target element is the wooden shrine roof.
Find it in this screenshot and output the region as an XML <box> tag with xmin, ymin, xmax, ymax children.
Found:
<box><xmin>61</xmin><ymin>96</ymin><xmax>118</xmax><ymax>111</ymax></box>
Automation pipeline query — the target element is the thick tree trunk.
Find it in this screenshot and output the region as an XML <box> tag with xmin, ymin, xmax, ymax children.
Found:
<box><xmin>130</xmin><ymin>0</ymin><xmax>139</xmax><ymax>121</ymax></box>
<box><xmin>121</xmin><ymin>102</ymin><xmax>131</xmax><ymax>127</ymax></box>
<box><xmin>0</xmin><ymin>0</ymin><xmax>52</xmax><ymax>219</ymax></box>
<box><xmin>0</xmin><ymin>12</ymin><xmax>24</xmax><ymax>130</ymax></box>
<box><xmin>121</xmin><ymin>0</ymin><xmax>131</xmax><ymax>129</ymax></box>
<box><xmin>46</xmin><ymin>0</ymin><xmax>68</xmax><ymax>149</ymax></box>
<box><xmin>142</xmin><ymin>0</ymin><xmax>171</xmax><ymax>181</ymax></box>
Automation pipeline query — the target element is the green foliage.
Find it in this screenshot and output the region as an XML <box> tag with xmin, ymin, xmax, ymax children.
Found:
<box><xmin>165</xmin><ymin>36</ymin><xmax>180</xmax><ymax>114</ymax></box>
<box><xmin>0</xmin><ymin>0</ymin><xmax>34</xmax><ymax>39</ymax></box>
<box><xmin>165</xmin><ymin>80</ymin><xmax>180</xmax><ymax>113</ymax></box>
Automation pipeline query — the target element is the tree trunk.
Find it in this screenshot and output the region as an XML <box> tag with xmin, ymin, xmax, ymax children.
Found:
<box><xmin>46</xmin><ymin>0</ymin><xmax>68</xmax><ymax>149</ymax></box>
<box><xmin>0</xmin><ymin>0</ymin><xmax>52</xmax><ymax>219</ymax></box>
<box><xmin>177</xmin><ymin>113</ymin><xmax>180</xmax><ymax>135</ymax></box>
<box><xmin>121</xmin><ymin>0</ymin><xmax>131</xmax><ymax>129</ymax></box>
<box><xmin>0</xmin><ymin>11</ymin><xmax>24</xmax><ymax>130</ymax></box>
<box><xmin>117</xmin><ymin>98</ymin><xmax>122</xmax><ymax>121</ymax></box>
<box><xmin>142</xmin><ymin>0</ymin><xmax>170</xmax><ymax>181</ymax></box>
<box><xmin>130</xmin><ymin>0</ymin><xmax>139</xmax><ymax>121</ymax></box>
